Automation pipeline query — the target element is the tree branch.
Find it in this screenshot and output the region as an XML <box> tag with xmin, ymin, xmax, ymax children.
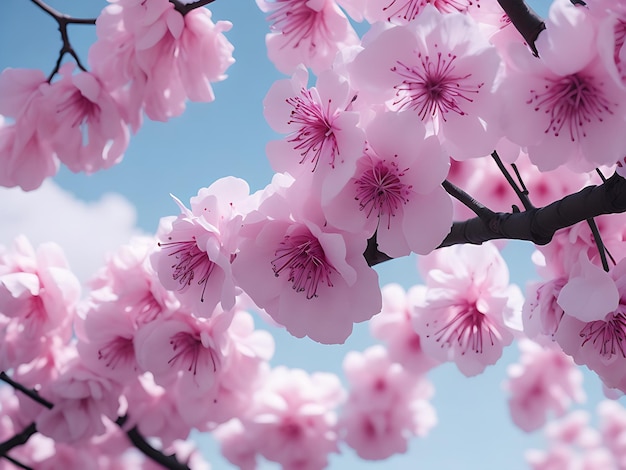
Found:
<box><xmin>0</xmin><ymin>372</ymin><xmax>190</xmax><ymax>469</ymax></box>
<box><xmin>365</xmin><ymin>173</ymin><xmax>626</xmax><ymax>265</ymax></box>
<box><xmin>170</xmin><ymin>0</ymin><xmax>217</xmax><ymax>15</ymax></box>
<box><xmin>29</xmin><ymin>0</ymin><xmax>96</xmax><ymax>80</ymax></box>
<box><xmin>0</xmin><ymin>423</ymin><xmax>38</xmax><ymax>459</ymax></box>
<box><xmin>497</xmin><ymin>0</ymin><xmax>546</xmax><ymax>56</ymax></box>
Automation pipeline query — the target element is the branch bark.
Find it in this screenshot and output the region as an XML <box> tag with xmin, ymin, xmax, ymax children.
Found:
<box><xmin>365</xmin><ymin>173</ymin><xmax>626</xmax><ymax>266</ymax></box>
<box><xmin>497</xmin><ymin>0</ymin><xmax>546</xmax><ymax>56</ymax></box>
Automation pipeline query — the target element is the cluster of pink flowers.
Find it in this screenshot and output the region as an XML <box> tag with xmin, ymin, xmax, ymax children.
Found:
<box><xmin>527</xmin><ymin>401</ymin><xmax>626</xmax><ymax>470</ymax></box>
<box><xmin>0</xmin><ymin>0</ymin><xmax>234</xmax><ymax>191</ymax></box>
<box><xmin>7</xmin><ymin>0</ymin><xmax>626</xmax><ymax>467</ymax></box>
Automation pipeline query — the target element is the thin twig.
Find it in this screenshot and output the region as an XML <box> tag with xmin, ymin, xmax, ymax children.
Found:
<box><xmin>586</xmin><ymin>218</ymin><xmax>610</xmax><ymax>272</ymax></box>
<box><xmin>0</xmin><ymin>372</ymin><xmax>53</xmax><ymax>409</ymax></box>
<box><xmin>491</xmin><ymin>151</ymin><xmax>534</xmax><ymax>210</ymax></box>
<box><xmin>3</xmin><ymin>454</ymin><xmax>32</xmax><ymax>470</ymax></box>
<box><xmin>170</xmin><ymin>0</ymin><xmax>217</xmax><ymax>15</ymax></box>
<box><xmin>442</xmin><ymin>179</ymin><xmax>496</xmax><ymax>219</ymax></box>
<box><xmin>497</xmin><ymin>0</ymin><xmax>546</xmax><ymax>56</ymax></box>
<box><xmin>29</xmin><ymin>0</ymin><xmax>96</xmax><ymax>80</ymax></box>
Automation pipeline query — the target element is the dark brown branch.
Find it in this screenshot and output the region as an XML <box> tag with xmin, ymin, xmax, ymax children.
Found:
<box><xmin>365</xmin><ymin>173</ymin><xmax>626</xmax><ymax>265</ymax></box>
<box><xmin>442</xmin><ymin>179</ymin><xmax>496</xmax><ymax>219</ymax></box>
<box><xmin>0</xmin><ymin>373</ymin><xmax>189</xmax><ymax>469</ymax></box>
<box><xmin>497</xmin><ymin>0</ymin><xmax>546</xmax><ymax>56</ymax></box>
<box><xmin>0</xmin><ymin>423</ymin><xmax>37</xmax><ymax>459</ymax></box>
<box><xmin>439</xmin><ymin>172</ymin><xmax>626</xmax><ymax>248</ymax></box>
<box><xmin>29</xmin><ymin>0</ymin><xmax>96</xmax><ymax>80</ymax></box>
<box><xmin>170</xmin><ymin>0</ymin><xmax>217</xmax><ymax>15</ymax></box>
<box><xmin>492</xmin><ymin>151</ymin><xmax>534</xmax><ymax>210</ymax></box>
<box><xmin>0</xmin><ymin>372</ymin><xmax>53</xmax><ymax>409</ymax></box>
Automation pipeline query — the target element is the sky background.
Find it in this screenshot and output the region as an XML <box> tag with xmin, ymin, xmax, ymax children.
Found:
<box><xmin>0</xmin><ymin>0</ymin><xmax>618</xmax><ymax>469</ymax></box>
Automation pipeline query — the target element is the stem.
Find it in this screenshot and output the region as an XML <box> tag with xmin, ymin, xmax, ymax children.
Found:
<box><xmin>170</xmin><ymin>0</ymin><xmax>217</xmax><ymax>15</ymax></box>
<box><xmin>0</xmin><ymin>372</ymin><xmax>53</xmax><ymax>409</ymax></box>
<box><xmin>497</xmin><ymin>0</ymin><xmax>546</xmax><ymax>56</ymax></box>
<box><xmin>0</xmin><ymin>423</ymin><xmax>38</xmax><ymax>458</ymax></box>
<box><xmin>3</xmin><ymin>454</ymin><xmax>32</xmax><ymax>470</ymax></box>
<box><xmin>442</xmin><ymin>179</ymin><xmax>496</xmax><ymax>219</ymax></box>
<box><xmin>587</xmin><ymin>218</ymin><xmax>610</xmax><ymax>272</ymax></box>
<box><xmin>491</xmin><ymin>151</ymin><xmax>534</xmax><ymax>210</ymax></box>
<box><xmin>29</xmin><ymin>0</ymin><xmax>96</xmax><ymax>80</ymax></box>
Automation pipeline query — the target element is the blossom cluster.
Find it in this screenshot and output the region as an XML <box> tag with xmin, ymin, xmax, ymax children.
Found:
<box><xmin>4</xmin><ymin>0</ymin><xmax>626</xmax><ymax>468</ymax></box>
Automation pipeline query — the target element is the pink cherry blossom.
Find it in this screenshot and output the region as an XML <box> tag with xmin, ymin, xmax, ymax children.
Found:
<box><xmin>36</xmin><ymin>360</ymin><xmax>121</xmax><ymax>443</ymax></box>
<box><xmin>0</xmin><ymin>69</ymin><xmax>58</xmax><ymax>190</ymax></box>
<box><xmin>323</xmin><ymin>110</ymin><xmax>452</xmax><ymax>257</ymax></box>
<box><xmin>152</xmin><ymin>177</ymin><xmax>250</xmax><ymax>315</ymax></box>
<box><xmin>338</xmin><ymin>0</ymin><xmax>479</xmax><ymax>25</ymax></box>
<box><xmin>340</xmin><ymin>345</ymin><xmax>436</xmax><ymax>460</ymax></box>
<box><xmin>41</xmin><ymin>63</ymin><xmax>129</xmax><ymax>174</ymax></box>
<box><xmin>134</xmin><ymin>311</ymin><xmax>231</xmax><ymax>392</ymax></box>
<box><xmin>349</xmin><ymin>5</ymin><xmax>503</xmax><ymax>159</ymax></box>
<box><xmin>263</xmin><ymin>67</ymin><xmax>365</xmax><ymax>203</ymax></box>
<box><xmin>89</xmin><ymin>0</ymin><xmax>234</xmax><ymax>123</ymax></box>
<box><xmin>232</xmin><ymin>184</ymin><xmax>382</xmax><ymax>344</ymax></box>
<box><xmin>505</xmin><ymin>338</ymin><xmax>585</xmax><ymax>432</ymax></box>
<box><xmin>370</xmin><ymin>283</ymin><xmax>440</xmax><ymax>374</ymax></box>
<box><xmin>216</xmin><ymin>366</ymin><xmax>345</xmax><ymax>470</ymax></box>
<box><xmin>554</xmin><ymin>258</ymin><xmax>626</xmax><ymax>392</ymax></box>
<box><xmin>0</xmin><ymin>236</ymin><xmax>80</xmax><ymax>371</ymax></box>
<box><xmin>499</xmin><ymin>1</ymin><xmax>626</xmax><ymax>171</ymax></box>
<box><xmin>256</xmin><ymin>0</ymin><xmax>359</xmax><ymax>74</ymax></box>
<box><xmin>413</xmin><ymin>242</ymin><xmax>523</xmax><ymax>376</ymax></box>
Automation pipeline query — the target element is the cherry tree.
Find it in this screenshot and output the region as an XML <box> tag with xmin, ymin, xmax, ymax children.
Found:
<box><xmin>2</xmin><ymin>0</ymin><xmax>626</xmax><ymax>468</ymax></box>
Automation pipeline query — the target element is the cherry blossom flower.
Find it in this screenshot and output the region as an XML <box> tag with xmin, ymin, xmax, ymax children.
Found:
<box><xmin>263</xmin><ymin>67</ymin><xmax>365</xmax><ymax>203</ymax></box>
<box><xmin>215</xmin><ymin>366</ymin><xmax>345</xmax><ymax>470</ymax></box>
<box><xmin>349</xmin><ymin>5</ymin><xmax>503</xmax><ymax>159</ymax></box>
<box><xmin>413</xmin><ymin>242</ymin><xmax>523</xmax><ymax>376</ymax></box>
<box><xmin>555</xmin><ymin>257</ymin><xmax>626</xmax><ymax>392</ymax></box>
<box><xmin>152</xmin><ymin>177</ymin><xmax>250</xmax><ymax>315</ymax></box>
<box><xmin>505</xmin><ymin>338</ymin><xmax>585</xmax><ymax>432</ymax></box>
<box><xmin>41</xmin><ymin>63</ymin><xmax>129</xmax><ymax>174</ymax></box>
<box><xmin>340</xmin><ymin>345</ymin><xmax>436</xmax><ymax>460</ymax></box>
<box><xmin>370</xmin><ymin>283</ymin><xmax>440</xmax><ymax>374</ymax></box>
<box><xmin>338</xmin><ymin>0</ymin><xmax>479</xmax><ymax>25</ymax></box>
<box><xmin>89</xmin><ymin>0</ymin><xmax>234</xmax><ymax>124</ymax></box>
<box><xmin>0</xmin><ymin>69</ymin><xmax>58</xmax><ymax>190</ymax></box>
<box><xmin>499</xmin><ymin>0</ymin><xmax>626</xmax><ymax>171</ymax></box>
<box><xmin>232</xmin><ymin>183</ymin><xmax>382</xmax><ymax>344</ymax></box>
<box><xmin>36</xmin><ymin>360</ymin><xmax>121</xmax><ymax>443</ymax></box>
<box><xmin>323</xmin><ymin>110</ymin><xmax>452</xmax><ymax>257</ymax></box>
<box><xmin>134</xmin><ymin>311</ymin><xmax>231</xmax><ymax>392</ymax></box>
<box><xmin>0</xmin><ymin>236</ymin><xmax>80</xmax><ymax>371</ymax></box>
<box><xmin>256</xmin><ymin>0</ymin><xmax>359</xmax><ymax>74</ymax></box>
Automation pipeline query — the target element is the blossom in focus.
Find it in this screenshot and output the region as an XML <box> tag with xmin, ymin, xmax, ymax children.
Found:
<box><xmin>232</xmin><ymin>181</ymin><xmax>381</xmax><ymax>344</ymax></box>
<box><xmin>499</xmin><ymin>0</ymin><xmax>626</xmax><ymax>171</ymax></box>
<box><xmin>152</xmin><ymin>177</ymin><xmax>250</xmax><ymax>316</ymax></box>
<box><xmin>323</xmin><ymin>110</ymin><xmax>452</xmax><ymax>257</ymax></box>
<box><xmin>263</xmin><ymin>67</ymin><xmax>365</xmax><ymax>203</ymax></box>
<box><xmin>350</xmin><ymin>5</ymin><xmax>503</xmax><ymax>159</ymax></box>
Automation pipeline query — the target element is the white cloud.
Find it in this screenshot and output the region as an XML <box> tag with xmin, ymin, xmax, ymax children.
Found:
<box><xmin>0</xmin><ymin>181</ymin><xmax>144</xmax><ymax>283</ymax></box>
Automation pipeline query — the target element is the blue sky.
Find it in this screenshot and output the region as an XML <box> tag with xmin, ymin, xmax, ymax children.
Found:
<box><xmin>0</xmin><ymin>1</ymin><xmax>617</xmax><ymax>469</ymax></box>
